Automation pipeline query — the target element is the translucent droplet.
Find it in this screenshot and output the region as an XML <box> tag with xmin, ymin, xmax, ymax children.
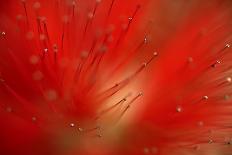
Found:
<box><xmin>70</xmin><ymin>123</ymin><xmax>75</xmax><ymax>127</ymax></box>
<box><xmin>176</xmin><ymin>106</ymin><xmax>182</xmax><ymax>113</ymax></box>
<box><xmin>151</xmin><ymin>147</ymin><xmax>158</xmax><ymax>154</ymax></box>
<box><xmin>33</xmin><ymin>2</ymin><xmax>41</xmax><ymax>9</ymax></box>
<box><xmin>6</xmin><ymin>107</ymin><xmax>12</xmax><ymax>113</ymax></box>
<box><xmin>208</xmin><ymin>139</ymin><xmax>213</xmax><ymax>144</ymax></box>
<box><xmin>226</xmin><ymin>77</ymin><xmax>232</xmax><ymax>83</ymax></box>
<box><xmin>224</xmin><ymin>94</ymin><xmax>230</xmax><ymax>100</ymax></box>
<box><xmin>1</xmin><ymin>31</ymin><xmax>6</xmax><ymax>36</ymax></box>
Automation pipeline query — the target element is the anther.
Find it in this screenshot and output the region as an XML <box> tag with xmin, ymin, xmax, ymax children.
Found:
<box><xmin>176</xmin><ymin>105</ymin><xmax>182</xmax><ymax>113</ymax></box>
<box><xmin>203</xmin><ymin>96</ymin><xmax>209</xmax><ymax>100</ymax></box>
<box><xmin>208</xmin><ymin>139</ymin><xmax>213</xmax><ymax>144</ymax></box>
<box><xmin>226</xmin><ymin>77</ymin><xmax>232</xmax><ymax>83</ymax></box>
<box><xmin>187</xmin><ymin>57</ymin><xmax>193</xmax><ymax>63</ymax></box>
<box><xmin>225</xmin><ymin>44</ymin><xmax>230</xmax><ymax>48</ymax></box>
<box><xmin>1</xmin><ymin>31</ymin><xmax>6</xmax><ymax>36</ymax></box>
<box><xmin>70</xmin><ymin>123</ymin><xmax>75</xmax><ymax>127</ymax></box>
<box><xmin>153</xmin><ymin>52</ymin><xmax>158</xmax><ymax>56</ymax></box>
<box><xmin>53</xmin><ymin>44</ymin><xmax>58</xmax><ymax>53</ymax></box>
<box><xmin>78</xmin><ymin>127</ymin><xmax>83</xmax><ymax>132</ymax></box>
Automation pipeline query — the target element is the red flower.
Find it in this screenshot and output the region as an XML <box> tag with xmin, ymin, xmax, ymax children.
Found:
<box><xmin>1</xmin><ymin>0</ymin><xmax>232</xmax><ymax>155</ymax></box>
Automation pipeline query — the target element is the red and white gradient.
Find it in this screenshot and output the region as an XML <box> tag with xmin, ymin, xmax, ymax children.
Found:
<box><xmin>1</xmin><ymin>0</ymin><xmax>232</xmax><ymax>155</ymax></box>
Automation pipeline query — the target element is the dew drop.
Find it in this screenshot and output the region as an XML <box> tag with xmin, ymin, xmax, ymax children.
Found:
<box><xmin>1</xmin><ymin>31</ymin><xmax>6</xmax><ymax>36</ymax></box>
<box><xmin>70</xmin><ymin>123</ymin><xmax>75</xmax><ymax>127</ymax></box>
<box><xmin>78</xmin><ymin>127</ymin><xmax>83</xmax><ymax>132</ymax></box>
<box><xmin>176</xmin><ymin>105</ymin><xmax>182</xmax><ymax>113</ymax></box>
<box><xmin>39</xmin><ymin>34</ymin><xmax>46</xmax><ymax>41</ymax></box>
<box><xmin>203</xmin><ymin>95</ymin><xmax>209</xmax><ymax>100</ymax></box>
<box><xmin>226</xmin><ymin>77</ymin><xmax>232</xmax><ymax>83</ymax></box>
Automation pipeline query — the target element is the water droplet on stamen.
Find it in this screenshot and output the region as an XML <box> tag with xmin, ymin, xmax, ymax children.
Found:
<box><xmin>176</xmin><ymin>105</ymin><xmax>182</xmax><ymax>113</ymax></box>
<box><xmin>143</xmin><ymin>147</ymin><xmax>150</xmax><ymax>154</ymax></box>
<box><xmin>224</xmin><ymin>94</ymin><xmax>230</xmax><ymax>100</ymax></box>
<box><xmin>70</xmin><ymin>123</ymin><xmax>75</xmax><ymax>127</ymax></box>
<box><xmin>78</xmin><ymin>127</ymin><xmax>83</xmax><ymax>132</ymax></box>
<box><xmin>225</xmin><ymin>43</ymin><xmax>230</xmax><ymax>48</ymax></box>
<box><xmin>203</xmin><ymin>95</ymin><xmax>209</xmax><ymax>100</ymax></box>
<box><xmin>226</xmin><ymin>77</ymin><xmax>232</xmax><ymax>83</ymax></box>
<box><xmin>33</xmin><ymin>2</ymin><xmax>41</xmax><ymax>10</ymax></box>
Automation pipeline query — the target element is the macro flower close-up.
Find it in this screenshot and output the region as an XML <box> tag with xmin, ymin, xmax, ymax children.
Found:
<box><xmin>1</xmin><ymin>0</ymin><xmax>232</xmax><ymax>155</ymax></box>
